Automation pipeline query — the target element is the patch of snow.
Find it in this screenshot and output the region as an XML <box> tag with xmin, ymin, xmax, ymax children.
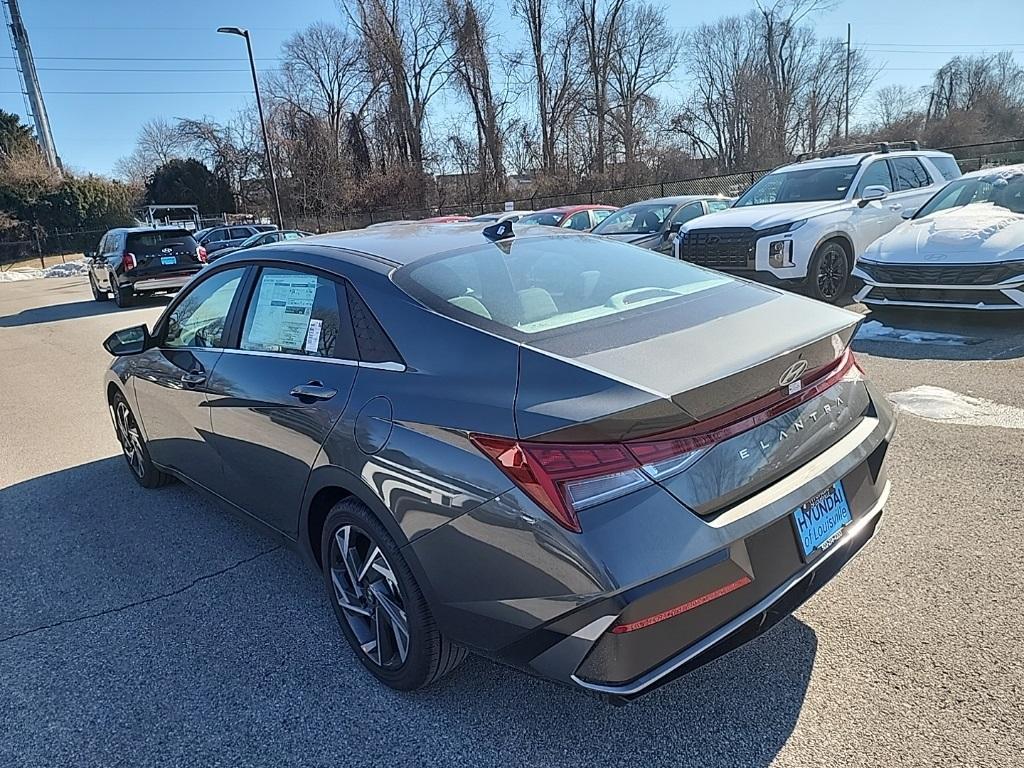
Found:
<box><xmin>0</xmin><ymin>260</ymin><xmax>89</xmax><ymax>283</ymax></box>
<box><xmin>856</xmin><ymin>320</ymin><xmax>978</xmax><ymax>346</ymax></box>
<box><xmin>888</xmin><ymin>385</ymin><xmax>1024</xmax><ymax>430</ymax></box>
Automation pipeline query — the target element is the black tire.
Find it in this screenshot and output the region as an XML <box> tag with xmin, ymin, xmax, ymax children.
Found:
<box><xmin>806</xmin><ymin>239</ymin><xmax>851</xmax><ymax>304</ymax></box>
<box><xmin>89</xmin><ymin>272</ymin><xmax>109</xmax><ymax>302</ymax></box>
<box><xmin>113</xmin><ymin>279</ymin><xmax>134</xmax><ymax>308</ymax></box>
<box><xmin>110</xmin><ymin>392</ymin><xmax>172</xmax><ymax>488</ymax></box>
<box><xmin>321</xmin><ymin>499</ymin><xmax>466</xmax><ymax>691</ymax></box>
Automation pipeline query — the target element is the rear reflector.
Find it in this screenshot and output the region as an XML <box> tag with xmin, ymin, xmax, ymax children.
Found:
<box><xmin>610</xmin><ymin>575</ymin><xmax>752</xmax><ymax>634</ymax></box>
<box><xmin>472</xmin><ymin>347</ymin><xmax>861</xmax><ymax>533</ymax></box>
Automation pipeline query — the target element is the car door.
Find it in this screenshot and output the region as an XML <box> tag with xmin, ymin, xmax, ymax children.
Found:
<box><xmin>850</xmin><ymin>159</ymin><xmax>899</xmax><ymax>250</ymax></box>
<box><xmin>132</xmin><ymin>267</ymin><xmax>249</xmax><ymax>485</ymax></box>
<box><xmin>205</xmin><ymin>264</ymin><xmax>358</xmax><ymax>534</ymax></box>
<box><xmin>90</xmin><ymin>232</ymin><xmax>110</xmax><ymax>289</ymax></box>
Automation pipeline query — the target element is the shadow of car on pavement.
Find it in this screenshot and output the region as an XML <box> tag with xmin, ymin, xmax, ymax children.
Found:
<box><xmin>0</xmin><ymin>456</ymin><xmax>817</xmax><ymax>768</ymax></box>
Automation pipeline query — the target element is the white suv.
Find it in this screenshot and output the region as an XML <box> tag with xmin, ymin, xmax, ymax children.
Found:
<box><xmin>674</xmin><ymin>142</ymin><xmax>962</xmax><ymax>302</ymax></box>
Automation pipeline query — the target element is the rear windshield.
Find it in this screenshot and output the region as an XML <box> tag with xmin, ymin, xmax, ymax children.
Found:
<box><xmin>126</xmin><ymin>230</ymin><xmax>197</xmax><ymax>251</ymax></box>
<box><xmin>394</xmin><ymin>235</ymin><xmax>732</xmax><ymax>338</ymax></box>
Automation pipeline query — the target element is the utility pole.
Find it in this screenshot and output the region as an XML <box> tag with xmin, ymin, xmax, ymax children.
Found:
<box><xmin>844</xmin><ymin>23</ymin><xmax>851</xmax><ymax>140</ymax></box>
<box><xmin>2</xmin><ymin>0</ymin><xmax>59</xmax><ymax>171</ymax></box>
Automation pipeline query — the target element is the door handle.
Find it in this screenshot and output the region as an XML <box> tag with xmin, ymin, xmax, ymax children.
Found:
<box><xmin>888</xmin><ymin>203</ymin><xmax>903</xmax><ymax>210</ymax></box>
<box><xmin>290</xmin><ymin>381</ymin><xmax>338</xmax><ymax>401</ymax></box>
<box><xmin>181</xmin><ymin>372</ymin><xmax>206</xmax><ymax>386</ymax></box>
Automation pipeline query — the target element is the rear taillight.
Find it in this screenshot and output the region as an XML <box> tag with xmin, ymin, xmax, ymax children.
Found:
<box><xmin>471</xmin><ymin>436</ymin><xmax>651</xmax><ymax>532</ymax></box>
<box><xmin>122</xmin><ymin>251</ymin><xmax>136</xmax><ymax>270</ymax></box>
<box><xmin>197</xmin><ymin>245</ymin><xmax>208</xmax><ymax>263</ymax></box>
<box><xmin>472</xmin><ymin>347</ymin><xmax>861</xmax><ymax>533</ymax></box>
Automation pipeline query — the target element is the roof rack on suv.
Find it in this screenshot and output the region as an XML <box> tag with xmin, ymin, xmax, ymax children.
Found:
<box><xmin>796</xmin><ymin>140</ymin><xmax>921</xmax><ymax>162</ymax></box>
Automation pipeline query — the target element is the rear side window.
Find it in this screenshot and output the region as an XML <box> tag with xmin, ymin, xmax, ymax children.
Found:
<box><xmin>564</xmin><ymin>211</ymin><xmax>591</xmax><ymax>230</ymax></box>
<box><xmin>396</xmin><ymin>236</ymin><xmax>732</xmax><ymax>338</ymax></box>
<box><xmin>890</xmin><ymin>158</ymin><xmax>932</xmax><ymax>191</ymax></box>
<box><xmin>229</xmin><ymin>227</ymin><xmax>253</xmax><ymax>239</ymax></box>
<box><xmin>931</xmin><ymin>156</ymin><xmax>963</xmax><ymax>181</ymax></box>
<box><xmin>240</xmin><ymin>267</ymin><xmax>352</xmax><ymax>359</ymax></box>
<box><xmin>346</xmin><ymin>285</ymin><xmax>402</xmax><ymax>364</ymax></box>
<box><xmin>707</xmin><ymin>199</ymin><xmax>731</xmax><ymax>213</ymax></box>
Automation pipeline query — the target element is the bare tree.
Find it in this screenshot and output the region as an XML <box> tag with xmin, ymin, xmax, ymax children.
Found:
<box><xmin>445</xmin><ymin>0</ymin><xmax>506</xmax><ymax>194</ymax></box>
<box><xmin>113</xmin><ymin>118</ymin><xmax>185</xmax><ymax>184</ymax></box>
<box><xmin>607</xmin><ymin>2</ymin><xmax>679</xmax><ymax>170</ymax></box>
<box><xmin>574</xmin><ymin>0</ymin><xmax>627</xmax><ymax>174</ymax></box>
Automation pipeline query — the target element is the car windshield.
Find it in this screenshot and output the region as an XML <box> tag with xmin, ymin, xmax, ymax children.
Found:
<box><xmin>126</xmin><ymin>230</ymin><xmax>196</xmax><ymax>252</ymax></box>
<box><xmin>520</xmin><ymin>212</ymin><xmax>564</xmax><ymax>227</ymax></box>
<box><xmin>915</xmin><ymin>173</ymin><xmax>1024</xmax><ymax>218</ymax></box>
<box><xmin>593</xmin><ymin>203</ymin><xmax>676</xmax><ymax>235</ymax></box>
<box><xmin>394</xmin><ymin>235</ymin><xmax>732</xmax><ymax>338</ymax></box>
<box><xmin>735</xmin><ymin>165</ymin><xmax>859</xmax><ymax>206</ymax></box>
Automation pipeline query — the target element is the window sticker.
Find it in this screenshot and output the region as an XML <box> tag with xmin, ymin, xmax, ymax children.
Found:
<box><xmin>247</xmin><ymin>274</ymin><xmax>317</xmax><ymax>351</ymax></box>
<box><xmin>305</xmin><ymin>317</ymin><xmax>323</xmax><ymax>353</ymax></box>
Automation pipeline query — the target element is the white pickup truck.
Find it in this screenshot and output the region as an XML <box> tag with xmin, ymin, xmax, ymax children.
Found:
<box><xmin>675</xmin><ymin>143</ymin><xmax>962</xmax><ymax>302</ymax></box>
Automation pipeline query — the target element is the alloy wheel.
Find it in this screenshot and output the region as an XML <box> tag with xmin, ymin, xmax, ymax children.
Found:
<box><xmin>113</xmin><ymin>401</ymin><xmax>145</xmax><ymax>478</ymax></box>
<box><xmin>816</xmin><ymin>245</ymin><xmax>848</xmax><ymax>300</ymax></box>
<box><xmin>328</xmin><ymin>524</ymin><xmax>410</xmax><ymax>669</ymax></box>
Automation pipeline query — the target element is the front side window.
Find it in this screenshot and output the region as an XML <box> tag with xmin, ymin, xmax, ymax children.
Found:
<box><xmin>594</xmin><ymin>203</ymin><xmax>675</xmax><ymax>235</ymax></box>
<box><xmin>856</xmin><ymin>161</ymin><xmax>893</xmax><ymax>196</ymax></box>
<box><xmin>520</xmin><ymin>212</ymin><xmax>565</xmax><ymax>227</ymax></box>
<box><xmin>735</xmin><ymin>165</ymin><xmax>859</xmax><ymax>206</ymax></box>
<box><xmin>395</xmin><ymin>236</ymin><xmax>733</xmax><ymax>337</ymax></box>
<box><xmin>670</xmin><ymin>202</ymin><xmax>705</xmax><ymax>227</ymax></box>
<box><xmin>890</xmin><ymin>157</ymin><xmax>932</xmax><ymax>191</ymax></box>
<box><xmin>240</xmin><ymin>268</ymin><xmax>347</xmax><ymax>358</ymax></box>
<box><xmin>163</xmin><ymin>268</ymin><xmax>245</xmax><ymax>349</ymax></box>
<box><xmin>564</xmin><ymin>211</ymin><xmax>592</xmax><ymax>230</ymax></box>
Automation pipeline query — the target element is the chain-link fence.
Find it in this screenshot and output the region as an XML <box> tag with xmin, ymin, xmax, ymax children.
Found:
<box><xmin>5</xmin><ymin>138</ymin><xmax>1023</xmax><ymax>266</ymax></box>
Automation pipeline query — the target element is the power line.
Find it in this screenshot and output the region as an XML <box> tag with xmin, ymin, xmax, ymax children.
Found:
<box><xmin>0</xmin><ymin>66</ymin><xmax>260</xmax><ymax>72</ymax></box>
<box><xmin>0</xmin><ymin>55</ymin><xmax>283</xmax><ymax>61</ymax></box>
<box><xmin>0</xmin><ymin>90</ymin><xmax>250</xmax><ymax>95</ymax></box>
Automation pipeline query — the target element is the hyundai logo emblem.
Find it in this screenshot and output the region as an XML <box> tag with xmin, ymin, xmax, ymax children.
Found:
<box><xmin>161</xmin><ymin>247</ymin><xmax>173</xmax><ymax>254</ymax></box>
<box><xmin>706</xmin><ymin>235</ymin><xmax>720</xmax><ymax>245</ymax></box>
<box><xmin>779</xmin><ymin>360</ymin><xmax>808</xmax><ymax>387</ymax></box>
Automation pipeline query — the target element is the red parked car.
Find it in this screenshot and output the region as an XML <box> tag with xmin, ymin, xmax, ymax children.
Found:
<box><xmin>421</xmin><ymin>215</ymin><xmax>473</xmax><ymax>224</ymax></box>
<box><xmin>519</xmin><ymin>204</ymin><xmax>618</xmax><ymax>231</ymax></box>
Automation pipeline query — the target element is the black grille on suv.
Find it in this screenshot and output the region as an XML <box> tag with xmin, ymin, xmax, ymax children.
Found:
<box><xmin>679</xmin><ymin>228</ymin><xmax>758</xmax><ymax>269</ymax></box>
<box><xmin>859</xmin><ymin>261</ymin><xmax>1024</xmax><ymax>286</ymax></box>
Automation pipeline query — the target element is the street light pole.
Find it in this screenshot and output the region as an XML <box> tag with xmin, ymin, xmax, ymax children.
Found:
<box><xmin>218</xmin><ymin>26</ymin><xmax>284</xmax><ymax>229</ymax></box>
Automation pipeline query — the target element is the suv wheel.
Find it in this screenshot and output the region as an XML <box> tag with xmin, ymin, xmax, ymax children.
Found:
<box><xmin>113</xmin><ymin>280</ymin><xmax>134</xmax><ymax>308</ymax></box>
<box><xmin>110</xmin><ymin>392</ymin><xmax>171</xmax><ymax>488</ymax></box>
<box><xmin>807</xmin><ymin>239</ymin><xmax>851</xmax><ymax>303</ymax></box>
<box><xmin>321</xmin><ymin>499</ymin><xmax>466</xmax><ymax>691</ymax></box>
<box><xmin>89</xmin><ymin>272</ymin><xmax>109</xmax><ymax>302</ymax></box>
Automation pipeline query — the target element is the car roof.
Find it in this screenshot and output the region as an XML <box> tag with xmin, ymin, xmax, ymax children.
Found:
<box><xmin>617</xmin><ymin>195</ymin><xmax>726</xmax><ymax>207</ymax></box>
<box><xmin>536</xmin><ymin>204</ymin><xmax>617</xmax><ymax>214</ymax></box>
<box><xmin>113</xmin><ymin>226</ymin><xmax>195</xmax><ymax>234</ymax></box>
<box><xmin>789</xmin><ymin>149</ymin><xmax>954</xmax><ymax>170</ymax></box>
<box><xmin>291</xmin><ymin>221</ymin><xmax>578</xmax><ymax>267</ymax></box>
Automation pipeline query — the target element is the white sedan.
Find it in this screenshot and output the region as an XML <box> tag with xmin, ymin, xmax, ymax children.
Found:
<box><xmin>853</xmin><ymin>165</ymin><xmax>1024</xmax><ymax>311</ymax></box>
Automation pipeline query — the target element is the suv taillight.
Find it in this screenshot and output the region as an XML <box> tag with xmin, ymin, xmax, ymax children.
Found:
<box><xmin>122</xmin><ymin>251</ymin><xmax>136</xmax><ymax>270</ymax></box>
<box><xmin>197</xmin><ymin>245</ymin><xmax>208</xmax><ymax>263</ymax></box>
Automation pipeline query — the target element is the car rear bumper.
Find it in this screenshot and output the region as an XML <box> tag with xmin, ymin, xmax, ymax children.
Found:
<box><xmin>126</xmin><ymin>271</ymin><xmax>201</xmax><ymax>292</ymax></box>
<box><xmin>467</xmin><ymin>405</ymin><xmax>895</xmax><ymax>702</ymax></box>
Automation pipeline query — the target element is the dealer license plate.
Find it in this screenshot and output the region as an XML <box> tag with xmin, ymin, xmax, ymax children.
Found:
<box><xmin>791</xmin><ymin>481</ymin><xmax>852</xmax><ymax>558</ymax></box>
<box><xmin>160</xmin><ymin>256</ymin><xmax>176</xmax><ymax>265</ymax></box>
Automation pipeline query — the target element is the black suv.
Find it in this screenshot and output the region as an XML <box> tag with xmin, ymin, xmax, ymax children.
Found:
<box><xmin>87</xmin><ymin>227</ymin><xmax>207</xmax><ymax>307</ymax></box>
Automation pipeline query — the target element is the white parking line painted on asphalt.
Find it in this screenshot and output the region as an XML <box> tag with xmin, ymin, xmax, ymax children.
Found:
<box><xmin>888</xmin><ymin>385</ymin><xmax>1024</xmax><ymax>429</ymax></box>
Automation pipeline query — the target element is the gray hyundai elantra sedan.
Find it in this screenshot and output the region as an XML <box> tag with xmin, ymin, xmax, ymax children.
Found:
<box><xmin>102</xmin><ymin>222</ymin><xmax>895</xmax><ymax>702</ymax></box>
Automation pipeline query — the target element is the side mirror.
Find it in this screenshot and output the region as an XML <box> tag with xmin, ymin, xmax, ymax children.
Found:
<box><xmin>901</xmin><ymin>209</ymin><xmax>915</xmax><ymax>220</ymax></box>
<box><xmin>103</xmin><ymin>324</ymin><xmax>152</xmax><ymax>356</ymax></box>
<box><xmin>858</xmin><ymin>185</ymin><xmax>889</xmax><ymax>207</ymax></box>
<box><xmin>668</xmin><ymin>221</ymin><xmax>683</xmax><ymax>234</ymax></box>
<box><xmin>84</xmin><ymin>251</ymin><xmax>96</xmax><ymax>260</ymax></box>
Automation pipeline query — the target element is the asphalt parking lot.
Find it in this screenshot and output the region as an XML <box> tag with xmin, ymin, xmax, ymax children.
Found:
<box><xmin>2</xmin><ymin>275</ymin><xmax>1022</xmax><ymax>768</ymax></box>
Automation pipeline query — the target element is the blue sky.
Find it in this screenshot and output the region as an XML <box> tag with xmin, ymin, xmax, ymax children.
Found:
<box><xmin>2</xmin><ymin>0</ymin><xmax>1022</xmax><ymax>175</ymax></box>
